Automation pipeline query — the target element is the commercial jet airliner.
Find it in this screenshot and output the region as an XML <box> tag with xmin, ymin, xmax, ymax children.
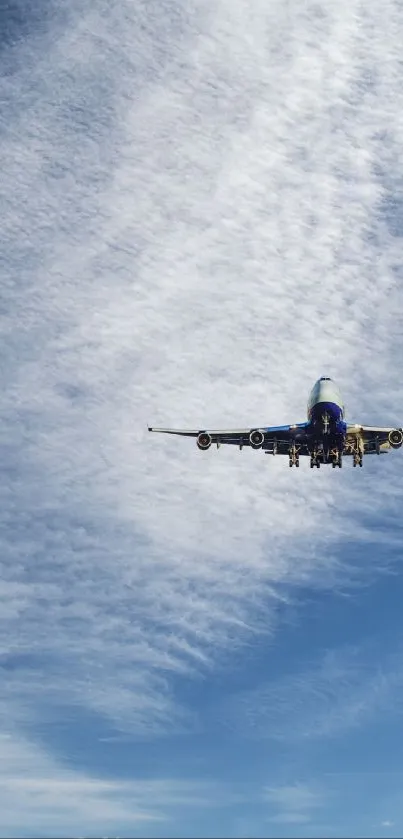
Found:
<box><xmin>148</xmin><ymin>378</ymin><xmax>403</xmax><ymax>468</ymax></box>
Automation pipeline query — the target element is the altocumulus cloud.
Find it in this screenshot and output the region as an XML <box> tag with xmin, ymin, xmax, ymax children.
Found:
<box><xmin>1</xmin><ymin>0</ymin><xmax>403</xmax><ymax>832</ymax></box>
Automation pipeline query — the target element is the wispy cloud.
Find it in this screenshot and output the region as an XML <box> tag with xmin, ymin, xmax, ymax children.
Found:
<box><xmin>226</xmin><ymin>643</ymin><xmax>403</xmax><ymax>743</ymax></box>
<box><xmin>0</xmin><ymin>733</ymin><xmax>159</xmax><ymax>837</ymax></box>
<box><xmin>1</xmin><ymin>0</ymin><xmax>403</xmax><ymax>832</ymax></box>
<box><xmin>0</xmin><ymin>731</ymin><xmax>235</xmax><ymax>837</ymax></box>
<box><xmin>0</xmin><ymin>732</ymin><xmax>250</xmax><ymax>838</ymax></box>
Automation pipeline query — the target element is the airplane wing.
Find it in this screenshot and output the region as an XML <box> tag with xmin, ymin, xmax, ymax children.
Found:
<box><xmin>148</xmin><ymin>422</ymin><xmax>310</xmax><ymax>452</ymax></box>
<box><xmin>346</xmin><ymin>424</ymin><xmax>403</xmax><ymax>454</ymax></box>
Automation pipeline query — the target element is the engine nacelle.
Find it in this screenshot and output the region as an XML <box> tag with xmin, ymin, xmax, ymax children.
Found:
<box><xmin>388</xmin><ymin>428</ymin><xmax>403</xmax><ymax>449</ymax></box>
<box><xmin>197</xmin><ymin>432</ymin><xmax>212</xmax><ymax>450</ymax></box>
<box><xmin>249</xmin><ymin>429</ymin><xmax>265</xmax><ymax>449</ymax></box>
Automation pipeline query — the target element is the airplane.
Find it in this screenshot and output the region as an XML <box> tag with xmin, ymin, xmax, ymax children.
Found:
<box><xmin>148</xmin><ymin>377</ymin><xmax>403</xmax><ymax>468</ymax></box>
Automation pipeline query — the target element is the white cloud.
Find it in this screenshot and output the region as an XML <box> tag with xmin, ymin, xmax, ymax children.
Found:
<box><xmin>0</xmin><ymin>733</ymin><xmax>158</xmax><ymax>837</ymax></box>
<box><xmin>1</xmin><ymin>0</ymin><xmax>403</xmax><ymax>830</ymax></box>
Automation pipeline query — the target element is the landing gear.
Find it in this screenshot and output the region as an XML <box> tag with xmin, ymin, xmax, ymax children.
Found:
<box><xmin>322</xmin><ymin>412</ymin><xmax>330</xmax><ymax>435</ymax></box>
<box><xmin>330</xmin><ymin>448</ymin><xmax>343</xmax><ymax>468</ymax></box>
<box><xmin>353</xmin><ymin>437</ymin><xmax>363</xmax><ymax>467</ymax></box>
<box><xmin>288</xmin><ymin>444</ymin><xmax>300</xmax><ymax>468</ymax></box>
<box><xmin>310</xmin><ymin>441</ymin><xmax>345</xmax><ymax>470</ymax></box>
<box><xmin>310</xmin><ymin>450</ymin><xmax>321</xmax><ymax>468</ymax></box>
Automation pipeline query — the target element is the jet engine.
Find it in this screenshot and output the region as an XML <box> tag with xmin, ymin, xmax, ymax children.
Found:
<box><xmin>388</xmin><ymin>428</ymin><xmax>403</xmax><ymax>449</ymax></box>
<box><xmin>197</xmin><ymin>432</ymin><xmax>212</xmax><ymax>450</ymax></box>
<box><xmin>249</xmin><ymin>429</ymin><xmax>265</xmax><ymax>449</ymax></box>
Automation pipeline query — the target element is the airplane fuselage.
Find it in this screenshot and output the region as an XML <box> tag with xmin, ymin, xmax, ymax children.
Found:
<box><xmin>305</xmin><ymin>377</ymin><xmax>347</xmax><ymax>466</ymax></box>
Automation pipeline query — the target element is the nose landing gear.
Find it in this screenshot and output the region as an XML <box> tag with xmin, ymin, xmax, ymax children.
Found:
<box><xmin>322</xmin><ymin>412</ymin><xmax>330</xmax><ymax>435</ymax></box>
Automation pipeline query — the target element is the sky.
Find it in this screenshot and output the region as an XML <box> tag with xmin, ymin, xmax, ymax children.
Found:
<box><xmin>1</xmin><ymin>0</ymin><xmax>403</xmax><ymax>836</ymax></box>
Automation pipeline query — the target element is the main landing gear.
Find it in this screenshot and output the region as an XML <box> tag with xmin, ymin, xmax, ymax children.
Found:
<box><xmin>310</xmin><ymin>447</ymin><xmax>343</xmax><ymax>468</ymax></box>
<box><xmin>309</xmin><ymin>450</ymin><xmax>322</xmax><ymax>469</ymax></box>
<box><xmin>352</xmin><ymin>438</ymin><xmax>363</xmax><ymax>467</ymax></box>
<box><xmin>288</xmin><ymin>444</ymin><xmax>300</xmax><ymax>467</ymax></box>
<box><xmin>330</xmin><ymin>449</ymin><xmax>343</xmax><ymax>469</ymax></box>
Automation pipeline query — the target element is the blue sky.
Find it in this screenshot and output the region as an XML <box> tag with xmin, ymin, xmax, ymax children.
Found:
<box><xmin>1</xmin><ymin>0</ymin><xmax>403</xmax><ymax>836</ymax></box>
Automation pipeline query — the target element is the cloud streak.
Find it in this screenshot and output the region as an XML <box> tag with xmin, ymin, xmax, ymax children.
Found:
<box><xmin>0</xmin><ymin>731</ymin><xmax>231</xmax><ymax>837</ymax></box>
<box><xmin>225</xmin><ymin>641</ymin><xmax>403</xmax><ymax>744</ymax></box>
